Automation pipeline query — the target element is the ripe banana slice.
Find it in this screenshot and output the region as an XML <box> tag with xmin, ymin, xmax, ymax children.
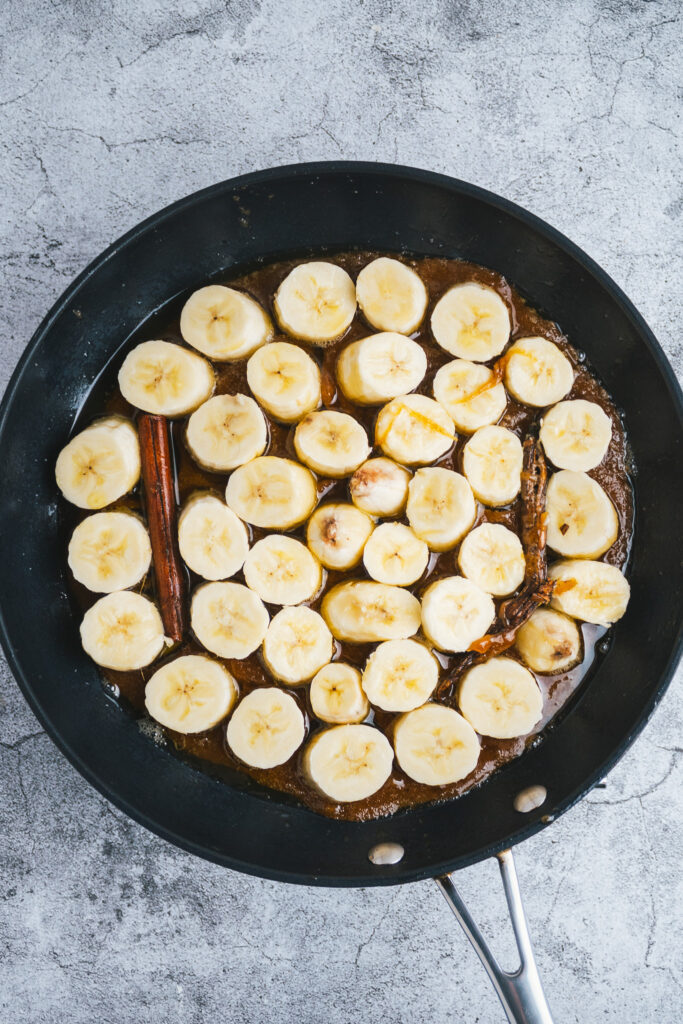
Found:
<box><xmin>504</xmin><ymin>337</ymin><xmax>574</xmax><ymax>408</ymax></box>
<box><xmin>274</xmin><ymin>261</ymin><xmax>356</xmax><ymax>344</ymax></box>
<box><xmin>433</xmin><ymin>359</ymin><xmax>507</xmax><ymax>433</ymax></box>
<box><xmin>355</xmin><ymin>257</ymin><xmax>428</xmax><ymax>334</ymax></box>
<box><xmin>349</xmin><ymin>458</ymin><xmax>411</xmax><ymax>517</ymax></box>
<box><xmin>321</xmin><ymin>581</ymin><xmax>421</xmax><ymax>643</ymax></box>
<box><xmin>180</xmin><ymin>284</ymin><xmax>273</xmax><ymax>361</ymax></box>
<box><xmin>516</xmin><ymin>607</ymin><xmax>583</xmax><ymax>674</ymax></box>
<box><xmin>306</xmin><ymin>503</ymin><xmax>374</xmax><ymax>570</ymax></box>
<box><xmin>145</xmin><ymin>655</ymin><xmax>237</xmax><ymax>734</ymax></box>
<box><xmin>361</xmin><ymin>638</ymin><xmax>439</xmax><ymax>712</ymax></box>
<box><xmin>458</xmin><ymin>657</ymin><xmax>543</xmax><ymax>739</ymax></box>
<box><xmin>225</xmin><ymin>456</ymin><xmax>317</xmax><ymax>530</ymax></box>
<box><xmin>462</xmin><ymin>425</ymin><xmax>523</xmax><ymax>506</ymax></box>
<box><xmin>80</xmin><ymin>591</ymin><xmax>166</xmax><ymax>671</ymax></box>
<box><xmin>68</xmin><ymin>511</ymin><xmax>151</xmax><ymax>593</ymax></box>
<box><xmin>421</xmin><ymin>576</ymin><xmax>495</xmax><ymax>653</ymax></box>
<box><xmin>457</xmin><ymin>522</ymin><xmax>525</xmax><ymax>597</ymax></box>
<box><xmin>186</xmin><ymin>393</ymin><xmax>267</xmax><ymax>472</ymax></box>
<box><xmin>393</xmin><ymin>704</ymin><xmax>480</xmax><ymax>785</ymax></box>
<box><xmin>406</xmin><ymin>467</ymin><xmax>476</xmax><ymax>550</ymax></box>
<box><xmin>191</xmin><ymin>581</ymin><xmax>269</xmax><ymax>659</ymax></box>
<box><xmin>336</xmin><ymin>332</ymin><xmax>427</xmax><ymax>405</ymax></box>
<box><xmin>362</xmin><ymin>522</ymin><xmax>429</xmax><ymax>586</ymax></box>
<box><xmin>246</xmin><ymin>341</ymin><xmax>321</xmax><ymax>423</ymax></box>
<box><xmin>55</xmin><ymin>416</ymin><xmax>140</xmax><ymax>510</ymax></box>
<box><xmin>243</xmin><ymin>535</ymin><xmax>322</xmax><ymax>605</ymax></box>
<box><xmin>304</xmin><ymin>724</ymin><xmax>393</xmax><ymax>802</ymax></box>
<box><xmin>118</xmin><ymin>340</ymin><xmax>214</xmax><ymax>417</ymax></box>
<box><xmin>539</xmin><ymin>399</ymin><xmax>613</xmax><ymax>471</ymax></box>
<box><xmin>262</xmin><ymin>606</ymin><xmax>334</xmax><ymax>684</ymax></box>
<box><xmin>375</xmin><ymin>394</ymin><xmax>455</xmax><ymax>466</ymax></box>
<box><xmin>431</xmin><ymin>282</ymin><xmax>510</xmax><ymax>361</ymax></box>
<box><xmin>309</xmin><ymin>663</ymin><xmax>369</xmax><ymax>724</ymax></box>
<box><xmin>294</xmin><ymin>410</ymin><xmax>371</xmax><ymax>477</ymax></box>
<box><xmin>178</xmin><ymin>494</ymin><xmax>249</xmax><ymax>581</ymax></box>
<box><xmin>227</xmin><ymin>688</ymin><xmax>305</xmax><ymax>769</ymax></box>
<box><xmin>549</xmin><ymin>559</ymin><xmax>630</xmax><ymax>626</ymax></box>
<box><xmin>546</xmin><ymin>470</ymin><xmax>618</xmax><ymax>558</ymax></box>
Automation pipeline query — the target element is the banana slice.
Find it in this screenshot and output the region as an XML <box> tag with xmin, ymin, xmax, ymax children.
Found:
<box><xmin>294</xmin><ymin>410</ymin><xmax>371</xmax><ymax>477</ymax></box>
<box><xmin>145</xmin><ymin>655</ymin><xmax>237</xmax><ymax>734</ymax></box>
<box><xmin>321</xmin><ymin>581</ymin><xmax>421</xmax><ymax>643</ymax></box>
<box><xmin>349</xmin><ymin>458</ymin><xmax>411</xmax><ymax>517</ymax></box>
<box><xmin>393</xmin><ymin>704</ymin><xmax>480</xmax><ymax>785</ymax></box>
<box><xmin>306</xmin><ymin>503</ymin><xmax>374</xmax><ymax>570</ymax></box>
<box><xmin>304</xmin><ymin>724</ymin><xmax>393</xmax><ymax>802</ymax></box>
<box><xmin>227</xmin><ymin>688</ymin><xmax>305</xmax><ymax>769</ymax></box>
<box><xmin>504</xmin><ymin>337</ymin><xmax>574</xmax><ymax>408</ymax></box>
<box><xmin>225</xmin><ymin>456</ymin><xmax>317</xmax><ymax>530</ymax></box>
<box><xmin>549</xmin><ymin>560</ymin><xmax>630</xmax><ymax>626</ymax></box>
<box><xmin>362</xmin><ymin>522</ymin><xmax>429</xmax><ymax>586</ymax></box>
<box><xmin>458</xmin><ymin>657</ymin><xmax>543</xmax><ymax>739</ymax></box>
<box><xmin>80</xmin><ymin>591</ymin><xmax>166</xmax><ymax>671</ymax></box>
<box><xmin>336</xmin><ymin>332</ymin><xmax>427</xmax><ymax>404</ymax></box>
<box><xmin>458</xmin><ymin>522</ymin><xmax>525</xmax><ymax>597</ymax></box>
<box><xmin>274</xmin><ymin>261</ymin><xmax>356</xmax><ymax>344</ymax></box>
<box><xmin>421</xmin><ymin>576</ymin><xmax>495</xmax><ymax>653</ymax></box>
<box><xmin>406</xmin><ymin>467</ymin><xmax>476</xmax><ymax>550</ymax></box>
<box><xmin>361</xmin><ymin>638</ymin><xmax>439</xmax><ymax>712</ymax></box>
<box><xmin>433</xmin><ymin>359</ymin><xmax>507</xmax><ymax>433</ymax></box>
<box><xmin>180</xmin><ymin>284</ymin><xmax>272</xmax><ymax>361</ymax></box>
<box><xmin>178</xmin><ymin>494</ymin><xmax>249</xmax><ymax>581</ymax></box>
<box><xmin>191</xmin><ymin>581</ymin><xmax>269</xmax><ymax>658</ymax></box>
<box><xmin>309</xmin><ymin>663</ymin><xmax>369</xmax><ymax>724</ymax></box>
<box><xmin>516</xmin><ymin>608</ymin><xmax>583</xmax><ymax>674</ymax></box>
<box><xmin>355</xmin><ymin>257</ymin><xmax>428</xmax><ymax>334</ymax></box>
<box><xmin>118</xmin><ymin>340</ymin><xmax>214</xmax><ymax>417</ymax></box>
<box><xmin>546</xmin><ymin>470</ymin><xmax>618</xmax><ymax>558</ymax></box>
<box><xmin>246</xmin><ymin>341</ymin><xmax>321</xmax><ymax>423</ymax></box>
<box><xmin>243</xmin><ymin>535</ymin><xmax>322</xmax><ymax>605</ymax></box>
<box><xmin>431</xmin><ymin>282</ymin><xmax>510</xmax><ymax>361</ymax></box>
<box><xmin>262</xmin><ymin>606</ymin><xmax>333</xmax><ymax>684</ymax></box>
<box><xmin>55</xmin><ymin>416</ymin><xmax>140</xmax><ymax>510</ymax></box>
<box><xmin>463</xmin><ymin>425</ymin><xmax>523</xmax><ymax>506</ymax></box>
<box><xmin>375</xmin><ymin>394</ymin><xmax>455</xmax><ymax>466</ymax></box>
<box><xmin>68</xmin><ymin>511</ymin><xmax>151</xmax><ymax>593</ymax></box>
<box><xmin>539</xmin><ymin>399</ymin><xmax>613</xmax><ymax>471</ymax></box>
<box><xmin>186</xmin><ymin>394</ymin><xmax>267</xmax><ymax>472</ymax></box>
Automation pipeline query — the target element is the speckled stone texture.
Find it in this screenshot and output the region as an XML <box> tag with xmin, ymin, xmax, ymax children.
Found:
<box><xmin>1</xmin><ymin>1</ymin><xmax>681</xmax><ymax>1021</ymax></box>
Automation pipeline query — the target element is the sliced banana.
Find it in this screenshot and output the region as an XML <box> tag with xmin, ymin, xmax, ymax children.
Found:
<box><xmin>375</xmin><ymin>394</ymin><xmax>455</xmax><ymax>466</ymax></box>
<box><xmin>433</xmin><ymin>359</ymin><xmax>507</xmax><ymax>433</ymax></box>
<box><xmin>406</xmin><ymin>467</ymin><xmax>476</xmax><ymax>550</ymax></box>
<box><xmin>458</xmin><ymin>522</ymin><xmax>525</xmax><ymax>597</ymax></box>
<box><xmin>336</xmin><ymin>332</ymin><xmax>427</xmax><ymax>405</ymax></box>
<box><xmin>421</xmin><ymin>576</ymin><xmax>495</xmax><ymax>653</ymax></box>
<box><xmin>321</xmin><ymin>581</ymin><xmax>421</xmax><ymax>644</ymax></box>
<box><xmin>309</xmin><ymin>663</ymin><xmax>369</xmax><ymax>724</ymax></box>
<box><xmin>504</xmin><ymin>337</ymin><xmax>574</xmax><ymax>408</ymax></box>
<box><xmin>227</xmin><ymin>688</ymin><xmax>305</xmax><ymax>769</ymax></box>
<box><xmin>516</xmin><ymin>608</ymin><xmax>583</xmax><ymax>674</ymax></box>
<box><xmin>304</xmin><ymin>724</ymin><xmax>393</xmax><ymax>802</ymax></box>
<box><xmin>55</xmin><ymin>417</ymin><xmax>140</xmax><ymax>510</ymax></box>
<box><xmin>294</xmin><ymin>410</ymin><xmax>371</xmax><ymax>477</ymax></box>
<box><xmin>431</xmin><ymin>282</ymin><xmax>510</xmax><ymax>361</ymax></box>
<box><xmin>546</xmin><ymin>470</ymin><xmax>618</xmax><ymax>558</ymax></box>
<box><xmin>355</xmin><ymin>257</ymin><xmax>428</xmax><ymax>334</ymax></box>
<box><xmin>306</xmin><ymin>503</ymin><xmax>374</xmax><ymax>570</ymax></box>
<box><xmin>246</xmin><ymin>341</ymin><xmax>321</xmax><ymax>423</ymax></box>
<box><xmin>463</xmin><ymin>425</ymin><xmax>523</xmax><ymax>506</ymax></box>
<box><xmin>362</xmin><ymin>522</ymin><xmax>429</xmax><ymax>586</ymax></box>
<box><xmin>80</xmin><ymin>591</ymin><xmax>166</xmax><ymax>671</ymax></box>
<box><xmin>118</xmin><ymin>340</ymin><xmax>214</xmax><ymax>417</ymax></box>
<box><xmin>191</xmin><ymin>581</ymin><xmax>269</xmax><ymax>659</ymax></box>
<box><xmin>349</xmin><ymin>458</ymin><xmax>411</xmax><ymax>517</ymax></box>
<box><xmin>225</xmin><ymin>456</ymin><xmax>317</xmax><ymax>530</ymax></box>
<box><xmin>178</xmin><ymin>494</ymin><xmax>249</xmax><ymax>581</ymax></box>
<box><xmin>179</xmin><ymin>284</ymin><xmax>272</xmax><ymax>361</ymax></box>
<box><xmin>274</xmin><ymin>261</ymin><xmax>356</xmax><ymax>344</ymax></box>
<box><xmin>540</xmin><ymin>399</ymin><xmax>613</xmax><ymax>471</ymax></box>
<box><xmin>549</xmin><ymin>560</ymin><xmax>630</xmax><ymax>626</ymax></box>
<box><xmin>243</xmin><ymin>535</ymin><xmax>322</xmax><ymax>605</ymax></box>
<box><xmin>362</xmin><ymin>638</ymin><xmax>439</xmax><ymax>712</ymax></box>
<box><xmin>393</xmin><ymin>703</ymin><xmax>480</xmax><ymax>785</ymax></box>
<box><xmin>458</xmin><ymin>657</ymin><xmax>543</xmax><ymax>739</ymax></box>
<box><xmin>145</xmin><ymin>655</ymin><xmax>237</xmax><ymax>734</ymax></box>
<box><xmin>186</xmin><ymin>393</ymin><xmax>267</xmax><ymax>472</ymax></box>
<box><xmin>262</xmin><ymin>606</ymin><xmax>333</xmax><ymax>684</ymax></box>
<box><xmin>68</xmin><ymin>511</ymin><xmax>151</xmax><ymax>593</ymax></box>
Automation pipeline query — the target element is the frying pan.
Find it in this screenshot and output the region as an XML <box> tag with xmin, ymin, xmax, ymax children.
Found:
<box><xmin>1</xmin><ymin>163</ymin><xmax>681</xmax><ymax>1024</ymax></box>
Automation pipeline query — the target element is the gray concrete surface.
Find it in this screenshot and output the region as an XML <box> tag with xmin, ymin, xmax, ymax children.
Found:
<box><xmin>1</xmin><ymin>1</ymin><xmax>681</xmax><ymax>1021</ymax></box>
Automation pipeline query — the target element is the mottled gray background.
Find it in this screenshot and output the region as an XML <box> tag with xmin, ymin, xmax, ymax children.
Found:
<box><xmin>1</xmin><ymin>1</ymin><xmax>681</xmax><ymax>1021</ymax></box>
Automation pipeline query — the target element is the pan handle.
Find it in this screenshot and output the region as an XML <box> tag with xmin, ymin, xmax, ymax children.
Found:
<box><xmin>435</xmin><ymin>849</ymin><xmax>554</xmax><ymax>1024</ymax></box>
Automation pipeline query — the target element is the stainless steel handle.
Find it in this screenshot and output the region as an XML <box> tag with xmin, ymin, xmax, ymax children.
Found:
<box><xmin>436</xmin><ymin>849</ymin><xmax>555</xmax><ymax>1024</ymax></box>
